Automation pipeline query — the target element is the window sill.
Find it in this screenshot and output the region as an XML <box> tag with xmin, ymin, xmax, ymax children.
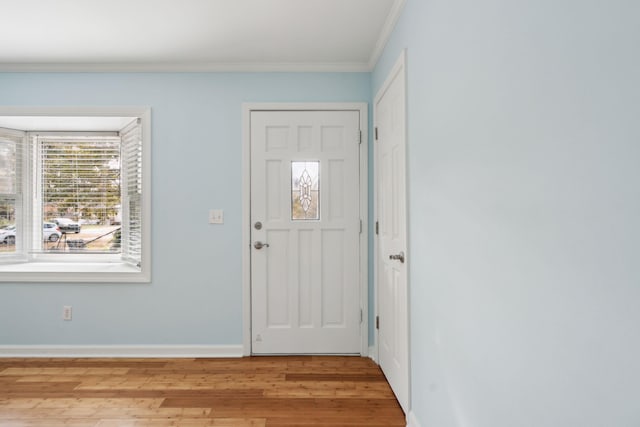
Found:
<box><xmin>0</xmin><ymin>261</ymin><xmax>148</xmax><ymax>283</ymax></box>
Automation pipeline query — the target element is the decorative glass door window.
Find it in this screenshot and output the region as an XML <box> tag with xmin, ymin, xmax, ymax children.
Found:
<box><xmin>291</xmin><ymin>161</ymin><xmax>319</xmax><ymax>220</ymax></box>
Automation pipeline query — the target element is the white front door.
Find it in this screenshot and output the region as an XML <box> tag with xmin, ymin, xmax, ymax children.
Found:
<box><xmin>250</xmin><ymin>110</ymin><xmax>362</xmax><ymax>354</ymax></box>
<box><xmin>375</xmin><ymin>52</ymin><xmax>409</xmax><ymax>412</ymax></box>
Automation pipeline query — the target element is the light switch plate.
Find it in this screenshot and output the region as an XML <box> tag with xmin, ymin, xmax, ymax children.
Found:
<box><xmin>209</xmin><ymin>209</ymin><xmax>224</xmax><ymax>224</ymax></box>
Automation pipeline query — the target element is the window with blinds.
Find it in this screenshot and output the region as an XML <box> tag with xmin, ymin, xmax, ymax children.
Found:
<box><xmin>34</xmin><ymin>124</ymin><xmax>143</xmax><ymax>267</ymax></box>
<box><xmin>40</xmin><ymin>137</ymin><xmax>121</xmax><ymax>253</ymax></box>
<box><xmin>0</xmin><ymin>109</ymin><xmax>149</xmax><ymax>282</ymax></box>
<box><xmin>0</xmin><ymin>130</ymin><xmax>22</xmax><ymax>255</ymax></box>
<box><xmin>120</xmin><ymin>119</ymin><xmax>143</xmax><ymax>266</ymax></box>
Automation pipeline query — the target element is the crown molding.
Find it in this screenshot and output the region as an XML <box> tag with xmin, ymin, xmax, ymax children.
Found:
<box><xmin>368</xmin><ymin>0</ymin><xmax>407</xmax><ymax>70</ymax></box>
<box><xmin>0</xmin><ymin>61</ymin><xmax>372</xmax><ymax>73</ymax></box>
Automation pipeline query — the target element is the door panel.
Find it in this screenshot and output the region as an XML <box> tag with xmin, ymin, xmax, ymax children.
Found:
<box><xmin>376</xmin><ymin>55</ymin><xmax>409</xmax><ymax>412</ymax></box>
<box><xmin>251</xmin><ymin>110</ymin><xmax>361</xmax><ymax>354</ymax></box>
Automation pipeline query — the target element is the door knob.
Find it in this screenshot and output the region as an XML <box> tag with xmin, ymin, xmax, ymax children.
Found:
<box><xmin>389</xmin><ymin>251</ymin><xmax>405</xmax><ymax>263</ymax></box>
<box><xmin>254</xmin><ymin>241</ymin><xmax>270</xmax><ymax>250</ymax></box>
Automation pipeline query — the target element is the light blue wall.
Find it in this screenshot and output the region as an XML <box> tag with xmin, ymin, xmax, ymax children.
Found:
<box><xmin>0</xmin><ymin>72</ymin><xmax>371</xmax><ymax>345</ymax></box>
<box><xmin>373</xmin><ymin>0</ymin><xmax>640</xmax><ymax>426</ymax></box>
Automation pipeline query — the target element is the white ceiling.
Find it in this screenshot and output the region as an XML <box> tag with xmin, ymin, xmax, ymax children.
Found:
<box><xmin>0</xmin><ymin>0</ymin><xmax>405</xmax><ymax>72</ymax></box>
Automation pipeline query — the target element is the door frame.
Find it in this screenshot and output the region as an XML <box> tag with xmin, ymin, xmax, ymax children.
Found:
<box><xmin>242</xmin><ymin>103</ymin><xmax>369</xmax><ymax>356</ymax></box>
<box><xmin>373</xmin><ymin>50</ymin><xmax>410</xmax><ymax>409</ymax></box>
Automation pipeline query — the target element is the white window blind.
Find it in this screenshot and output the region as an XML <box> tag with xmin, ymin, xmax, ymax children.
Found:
<box><xmin>120</xmin><ymin>119</ymin><xmax>143</xmax><ymax>267</ymax></box>
<box><xmin>0</xmin><ymin>129</ymin><xmax>24</xmax><ymax>254</ymax></box>
<box><xmin>39</xmin><ymin>136</ymin><xmax>121</xmax><ymax>253</ymax></box>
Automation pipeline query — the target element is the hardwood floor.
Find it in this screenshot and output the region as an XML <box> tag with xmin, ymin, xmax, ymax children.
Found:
<box><xmin>0</xmin><ymin>356</ymin><xmax>406</xmax><ymax>426</ymax></box>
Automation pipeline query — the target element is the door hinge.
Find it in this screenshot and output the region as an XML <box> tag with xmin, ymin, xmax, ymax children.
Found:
<box><xmin>359</xmin><ymin>219</ymin><xmax>363</xmax><ymax>234</ymax></box>
<box><xmin>375</xmin><ymin>127</ymin><xmax>378</xmax><ymax>141</ymax></box>
<box><xmin>376</xmin><ymin>315</ymin><xmax>380</xmax><ymax>329</ymax></box>
<box><xmin>360</xmin><ymin>309</ymin><xmax>363</xmax><ymax>323</ymax></box>
<box><xmin>359</xmin><ymin>130</ymin><xmax>362</xmax><ymax>144</ymax></box>
<box><xmin>375</xmin><ymin>221</ymin><xmax>379</xmax><ymax>235</ymax></box>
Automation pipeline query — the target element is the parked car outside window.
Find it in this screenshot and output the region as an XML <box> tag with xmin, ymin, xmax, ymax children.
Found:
<box><xmin>52</xmin><ymin>218</ymin><xmax>81</xmax><ymax>233</ymax></box>
<box><xmin>43</xmin><ymin>222</ymin><xmax>63</xmax><ymax>242</ymax></box>
<box><xmin>0</xmin><ymin>223</ymin><xmax>62</xmax><ymax>244</ymax></box>
<box><xmin>0</xmin><ymin>225</ymin><xmax>16</xmax><ymax>244</ymax></box>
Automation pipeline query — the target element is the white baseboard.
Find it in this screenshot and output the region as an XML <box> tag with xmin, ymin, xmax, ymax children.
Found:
<box><xmin>0</xmin><ymin>344</ymin><xmax>244</xmax><ymax>358</ymax></box>
<box><xmin>406</xmin><ymin>411</ymin><xmax>421</xmax><ymax>427</ymax></box>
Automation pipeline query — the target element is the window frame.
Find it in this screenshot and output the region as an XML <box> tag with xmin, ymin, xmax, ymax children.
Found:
<box><xmin>0</xmin><ymin>107</ymin><xmax>151</xmax><ymax>283</ymax></box>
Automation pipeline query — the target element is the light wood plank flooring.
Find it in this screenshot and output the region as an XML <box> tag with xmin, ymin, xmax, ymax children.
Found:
<box><xmin>0</xmin><ymin>356</ymin><xmax>405</xmax><ymax>426</ymax></box>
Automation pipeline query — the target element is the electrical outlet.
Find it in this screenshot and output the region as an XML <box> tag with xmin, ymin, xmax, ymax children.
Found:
<box><xmin>63</xmin><ymin>306</ymin><xmax>72</xmax><ymax>321</ymax></box>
